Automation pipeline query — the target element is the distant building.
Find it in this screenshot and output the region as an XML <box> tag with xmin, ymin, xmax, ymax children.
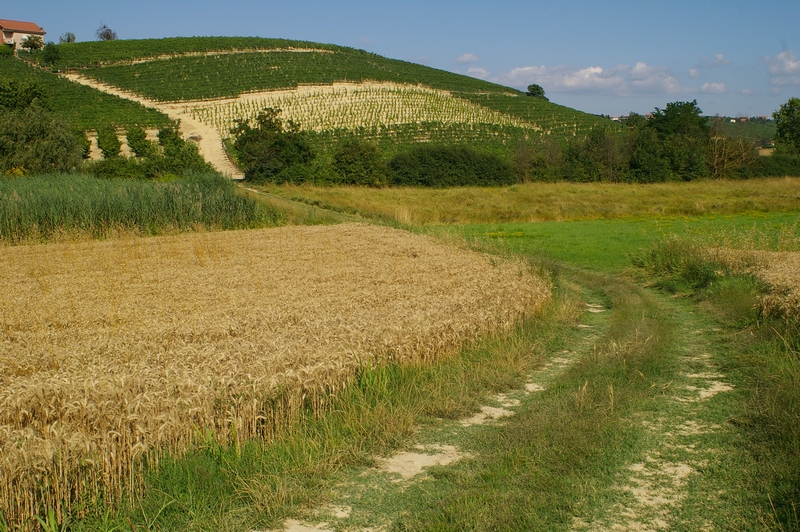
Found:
<box><xmin>0</xmin><ymin>18</ymin><xmax>46</xmax><ymax>49</ymax></box>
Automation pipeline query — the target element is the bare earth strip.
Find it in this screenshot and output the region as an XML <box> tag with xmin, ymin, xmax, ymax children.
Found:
<box><xmin>0</xmin><ymin>224</ymin><xmax>549</xmax><ymax>527</ymax></box>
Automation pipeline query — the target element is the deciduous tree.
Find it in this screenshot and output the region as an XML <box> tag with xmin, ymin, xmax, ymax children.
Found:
<box><xmin>230</xmin><ymin>108</ymin><xmax>313</xmax><ymax>183</ymax></box>
<box><xmin>20</xmin><ymin>35</ymin><xmax>43</xmax><ymax>51</ymax></box>
<box><xmin>41</xmin><ymin>42</ymin><xmax>60</xmax><ymax>66</ymax></box>
<box><xmin>96</xmin><ymin>25</ymin><xmax>117</xmax><ymax>41</ymax></box>
<box><xmin>526</xmin><ymin>83</ymin><xmax>548</xmax><ymax>100</ymax></box>
<box><xmin>773</xmin><ymin>97</ymin><xmax>800</xmax><ymax>155</ymax></box>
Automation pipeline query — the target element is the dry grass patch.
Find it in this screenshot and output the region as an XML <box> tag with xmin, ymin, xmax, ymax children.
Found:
<box><xmin>0</xmin><ymin>223</ymin><xmax>549</xmax><ymax>527</ymax></box>
<box><xmin>261</xmin><ymin>178</ymin><xmax>800</xmax><ymax>224</ymax></box>
<box><xmin>713</xmin><ymin>248</ymin><xmax>800</xmax><ymax>321</ymax></box>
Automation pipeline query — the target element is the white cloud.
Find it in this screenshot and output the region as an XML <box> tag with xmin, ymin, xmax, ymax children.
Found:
<box><xmin>766</xmin><ymin>50</ymin><xmax>800</xmax><ymax>86</ymax></box>
<box><xmin>701</xmin><ymin>82</ymin><xmax>727</xmax><ymax>94</ymax></box>
<box><xmin>740</xmin><ymin>88</ymin><xmax>755</xmax><ymax>96</ymax></box>
<box><xmin>499</xmin><ymin>62</ymin><xmax>689</xmax><ymax>96</ymax></box>
<box><xmin>689</xmin><ymin>68</ymin><xmax>700</xmax><ymax>78</ymax></box>
<box><xmin>466</xmin><ymin>67</ymin><xmax>489</xmax><ymax>79</ymax></box>
<box><xmin>712</xmin><ymin>54</ymin><xmax>731</xmax><ymax>67</ymax></box>
<box><xmin>456</xmin><ymin>53</ymin><xmax>479</xmax><ymax>64</ymax></box>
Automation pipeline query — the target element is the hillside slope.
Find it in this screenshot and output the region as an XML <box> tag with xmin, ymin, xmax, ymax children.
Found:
<box><xmin>8</xmin><ymin>37</ymin><xmax>617</xmax><ymax>175</ymax></box>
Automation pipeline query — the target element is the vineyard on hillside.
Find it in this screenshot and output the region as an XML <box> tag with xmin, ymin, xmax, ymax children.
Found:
<box><xmin>49</xmin><ymin>37</ymin><xmax>612</xmax><ymax>145</ymax></box>
<box><xmin>0</xmin><ymin>56</ymin><xmax>171</xmax><ymax>131</ymax></box>
<box><xmin>187</xmin><ymin>83</ymin><xmax>536</xmax><ymax>137</ymax></box>
<box><xmin>79</xmin><ymin>49</ymin><xmax>516</xmax><ymax>101</ymax></box>
<box><xmin>4</xmin><ymin>36</ymin><xmax>617</xmax><ymax>175</ymax></box>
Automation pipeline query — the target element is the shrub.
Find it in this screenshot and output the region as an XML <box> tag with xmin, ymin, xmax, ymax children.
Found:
<box><xmin>87</xmin><ymin>126</ymin><xmax>212</xmax><ymax>179</ymax></box>
<box><xmin>230</xmin><ymin>108</ymin><xmax>314</xmax><ymax>184</ymax></box>
<box><xmin>96</xmin><ymin>125</ymin><xmax>121</xmax><ymax>158</ymax></box>
<box><xmin>126</xmin><ymin>125</ymin><xmax>156</xmax><ymax>158</ymax></box>
<box><xmin>0</xmin><ymin>106</ymin><xmax>84</xmax><ymax>174</ymax></box>
<box><xmin>332</xmin><ymin>139</ymin><xmax>386</xmax><ymax>186</ymax></box>
<box><xmin>388</xmin><ymin>145</ymin><xmax>514</xmax><ymax>187</ymax></box>
<box><xmin>158</xmin><ymin>126</ymin><xmax>213</xmax><ymax>174</ymax></box>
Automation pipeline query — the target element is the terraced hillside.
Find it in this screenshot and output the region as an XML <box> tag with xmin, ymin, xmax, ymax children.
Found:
<box><xmin>9</xmin><ymin>37</ymin><xmax>615</xmax><ymax>167</ymax></box>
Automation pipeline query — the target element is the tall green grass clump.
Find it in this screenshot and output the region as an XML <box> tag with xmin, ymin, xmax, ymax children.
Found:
<box><xmin>0</xmin><ymin>173</ymin><xmax>279</xmax><ymax>244</ymax></box>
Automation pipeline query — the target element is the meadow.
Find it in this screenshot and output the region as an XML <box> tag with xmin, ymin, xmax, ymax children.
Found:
<box><xmin>260</xmin><ymin>176</ymin><xmax>800</xmax><ymax>225</ymax></box>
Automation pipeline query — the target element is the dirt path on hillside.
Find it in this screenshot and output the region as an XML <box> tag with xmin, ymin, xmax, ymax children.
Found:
<box><xmin>61</xmin><ymin>73</ymin><xmax>244</xmax><ymax>179</ymax></box>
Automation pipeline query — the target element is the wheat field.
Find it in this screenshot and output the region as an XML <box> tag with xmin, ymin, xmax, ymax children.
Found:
<box><xmin>0</xmin><ymin>223</ymin><xmax>549</xmax><ymax>526</ymax></box>
<box><xmin>714</xmin><ymin>248</ymin><xmax>800</xmax><ymax>321</ymax></box>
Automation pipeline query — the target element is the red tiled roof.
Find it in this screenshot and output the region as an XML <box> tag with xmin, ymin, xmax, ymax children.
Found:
<box><xmin>0</xmin><ymin>19</ymin><xmax>46</xmax><ymax>34</ymax></box>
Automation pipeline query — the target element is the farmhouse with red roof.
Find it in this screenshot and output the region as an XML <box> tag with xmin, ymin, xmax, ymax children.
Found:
<box><xmin>0</xmin><ymin>19</ymin><xmax>46</xmax><ymax>49</ymax></box>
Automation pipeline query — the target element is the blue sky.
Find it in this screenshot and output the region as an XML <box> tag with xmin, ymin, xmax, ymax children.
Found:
<box><xmin>6</xmin><ymin>0</ymin><xmax>799</xmax><ymax>117</ymax></box>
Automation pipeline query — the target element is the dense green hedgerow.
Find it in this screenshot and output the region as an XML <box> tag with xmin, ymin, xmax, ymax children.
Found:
<box><xmin>734</xmin><ymin>153</ymin><xmax>800</xmax><ymax>178</ymax></box>
<box><xmin>388</xmin><ymin>145</ymin><xmax>514</xmax><ymax>187</ymax></box>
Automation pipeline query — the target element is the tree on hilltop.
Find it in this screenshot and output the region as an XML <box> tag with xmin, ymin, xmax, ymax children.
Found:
<box><xmin>42</xmin><ymin>43</ymin><xmax>61</xmax><ymax>66</ymax></box>
<box><xmin>96</xmin><ymin>25</ymin><xmax>118</xmax><ymax>41</ymax></box>
<box><xmin>526</xmin><ymin>83</ymin><xmax>548</xmax><ymax>100</ymax></box>
<box><xmin>59</xmin><ymin>32</ymin><xmax>76</xmax><ymax>44</ymax></box>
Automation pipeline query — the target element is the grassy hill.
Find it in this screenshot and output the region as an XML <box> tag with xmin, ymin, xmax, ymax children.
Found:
<box><xmin>7</xmin><ymin>37</ymin><xmax>614</xmax><ymax>159</ymax></box>
<box><xmin>0</xmin><ymin>54</ymin><xmax>171</xmax><ymax>131</ymax></box>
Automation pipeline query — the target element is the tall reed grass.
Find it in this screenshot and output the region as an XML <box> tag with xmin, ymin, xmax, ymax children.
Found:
<box><xmin>0</xmin><ymin>173</ymin><xmax>278</xmax><ymax>244</ymax></box>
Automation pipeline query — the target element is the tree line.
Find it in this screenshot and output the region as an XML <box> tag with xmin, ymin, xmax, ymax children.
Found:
<box><xmin>230</xmin><ymin>100</ymin><xmax>800</xmax><ymax>187</ymax></box>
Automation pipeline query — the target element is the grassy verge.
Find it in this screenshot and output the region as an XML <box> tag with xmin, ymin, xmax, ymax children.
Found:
<box><xmin>69</xmin><ymin>281</ymin><xmax>579</xmax><ymax>531</ymax></box>
<box><xmin>386</xmin><ymin>269</ymin><xmax>678</xmax><ymax>529</ymax></box>
<box><xmin>0</xmin><ymin>173</ymin><xmax>279</xmax><ymax>244</ymax></box>
<box><xmin>257</xmin><ymin>177</ymin><xmax>800</xmax><ymax>225</ymax></box>
<box><xmin>632</xmin><ymin>236</ymin><xmax>800</xmax><ymax>529</ymax></box>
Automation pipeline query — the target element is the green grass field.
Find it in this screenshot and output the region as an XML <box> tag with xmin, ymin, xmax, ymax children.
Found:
<box><xmin>259</xmin><ymin>177</ymin><xmax>800</xmax><ymax>224</ymax></box>
<box><xmin>32</xmin><ymin>181</ymin><xmax>791</xmax><ymax>531</ymax></box>
<box><xmin>448</xmin><ymin>211</ymin><xmax>800</xmax><ymax>271</ymax></box>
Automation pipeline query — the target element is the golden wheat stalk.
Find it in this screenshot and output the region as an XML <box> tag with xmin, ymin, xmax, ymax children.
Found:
<box><xmin>0</xmin><ymin>223</ymin><xmax>550</xmax><ymax>527</ymax></box>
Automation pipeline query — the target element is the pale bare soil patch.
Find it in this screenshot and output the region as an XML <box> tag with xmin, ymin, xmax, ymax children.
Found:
<box><xmin>99</xmin><ymin>47</ymin><xmax>334</xmax><ymax>68</ymax></box>
<box><xmin>0</xmin><ymin>223</ymin><xmax>549</xmax><ymax>527</ymax></box>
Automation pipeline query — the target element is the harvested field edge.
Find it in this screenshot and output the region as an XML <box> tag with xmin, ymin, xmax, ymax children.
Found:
<box><xmin>0</xmin><ymin>223</ymin><xmax>550</xmax><ymax>528</ymax></box>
